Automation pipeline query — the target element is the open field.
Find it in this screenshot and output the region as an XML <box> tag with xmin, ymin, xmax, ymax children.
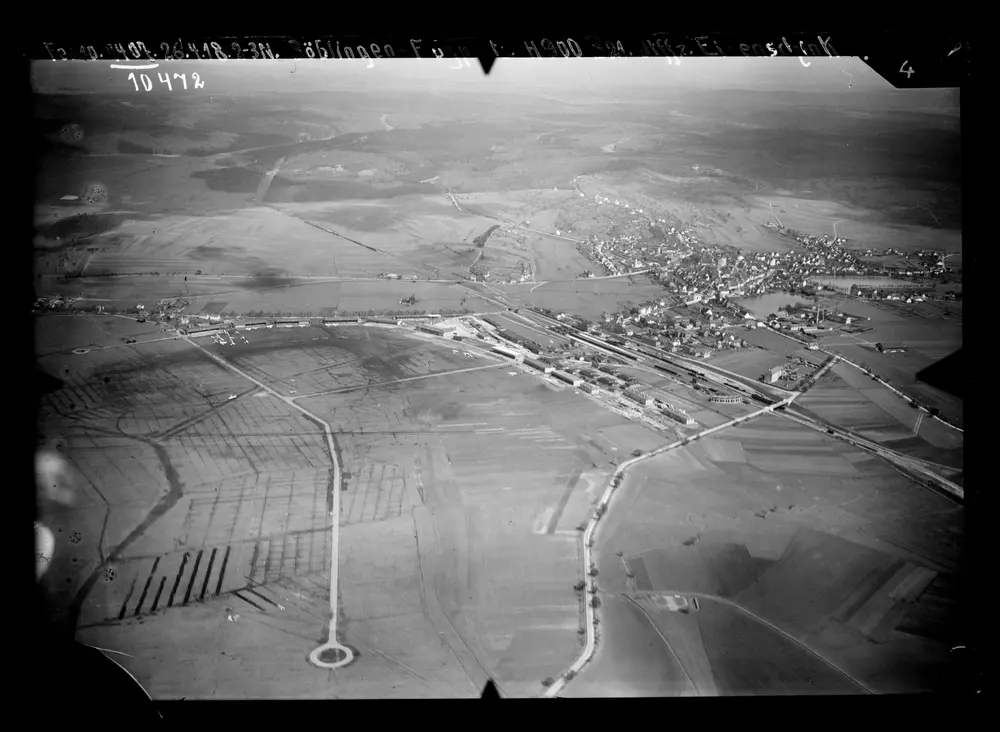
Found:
<box><xmin>559</xmin><ymin>594</ymin><xmax>699</xmax><ymax>697</ymax></box>
<box><xmin>706</xmin><ymin>348</ymin><xmax>786</xmax><ymax>381</ymax></box>
<box><xmin>797</xmin><ymin>364</ymin><xmax>963</xmax><ymax>469</ymax></box>
<box><xmin>35</xmin><ymin>313</ymin><xmax>167</xmax><ymax>355</ymax></box>
<box><xmin>35</xmin><ymin>62</ymin><xmax>962</xmax><ymax>699</ymax></box>
<box><xmin>37</xmin><ymin>314</ymin><xmax>672</xmax><ymax>698</ymax></box>
<box><xmin>504</xmin><ymin>279</ymin><xmax>665</xmax><ymax>321</ymax></box>
<box><xmin>814</xmin><ymin>299</ymin><xmax>962</xmax><ymax>349</ymax></box>
<box><xmin>36</xmin><ymin>204</ymin><xmax>428</xmax><ymax>280</ymax></box>
<box><xmin>740</xmin><ymin>328</ymin><xmax>813</xmax><ymax>355</ymax></box>
<box><xmin>41</xmin><ymin>278</ymin><xmax>495</xmax><ymax>317</ymax></box>
<box><xmin>815</xmin><ymin>343</ymin><xmax>962</xmax><ymax>428</ymax></box>
<box><xmin>527</xmin><ymin>234</ymin><xmax>594</xmax><ymax>281</ymax></box>
<box><xmin>569</xmin><ymin>412</ymin><xmax>964</xmax><ymax>696</ymax></box>
<box><xmin>747</xmin><ymin>195</ymin><xmax>962</xmax><ymax>253</ymax></box>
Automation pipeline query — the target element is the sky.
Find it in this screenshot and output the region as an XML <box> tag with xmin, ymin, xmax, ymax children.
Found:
<box><xmin>33</xmin><ymin>57</ymin><xmax>896</xmax><ymax>93</ymax></box>
<box><xmin>30</xmin><ymin>57</ymin><xmax>958</xmax><ymax>112</ymax></box>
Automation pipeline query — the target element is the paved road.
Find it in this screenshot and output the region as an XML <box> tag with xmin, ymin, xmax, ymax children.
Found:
<box><xmin>182</xmin><ymin>336</ymin><xmax>349</xmax><ymax>660</ymax></box>
<box><xmin>620</xmin><ymin>594</ymin><xmax>703</xmax><ymax>695</ymax></box>
<box><xmin>543</xmin><ymin>394</ymin><xmax>798</xmax><ymax>698</ymax></box>
<box><xmin>758</xmin><ymin>324</ymin><xmax>963</xmax><ymax>434</ymax></box>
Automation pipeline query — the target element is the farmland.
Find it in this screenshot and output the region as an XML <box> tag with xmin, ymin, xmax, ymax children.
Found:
<box><xmin>504</xmin><ymin>278</ymin><xmax>665</xmax><ymax>321</ymax></box>
<box><xmin>568</xmin><ymin>413</ymin><xmax>964</xmax><ymax>696</ymax></box>
<box><xmin>34</xmin><ymin>59</ymin><xmax>963</xmax><ymax>699</ymax></box>
<box><xmin>37</xmin><ymin>314</ymin><xmax>674</xmax><ymax>698</ymax></box>
<box><xmin>40</xmin><ymin>277</ymin><xmax>496</xmax><ymax>317</ymax></box>
<box><xmin>797</xmin><ymin>363</ymin><xmax>963</xmax><ymax>469</ymax></box>
<box><xmin>526</xmin><ymin>233</ymin><xmax>594</xmax><ymax>281</ymax></box>
<box><xmin>811</xmin><ymin>300</ymin><xmax>962</xmax><ymax>426</ymax></box>
<box><xmin>706</xmin><ymin>347</ymin><xmax>786</xmax><ymax>381</ymax></box>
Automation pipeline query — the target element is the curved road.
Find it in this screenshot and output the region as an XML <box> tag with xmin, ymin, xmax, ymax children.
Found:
<box><xmin>542</xmin><ymin>394</ymin><xmax>798</xmax><ymax>698</ymax></box>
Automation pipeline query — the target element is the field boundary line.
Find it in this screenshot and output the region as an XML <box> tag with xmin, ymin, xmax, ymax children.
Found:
<box><xmin>294</xmin><ymin>362</ymin><xmax>508</xmax><ymax>399</ymax></box>
<box><xmin>758</xmin><ymin>324</ymin><xmax>963</xmax><ymax>434</ymax></box>
<box><xmin>543</xmin><ymin>395</ymin><xmax>796</xmax><ymax>698</ymax></box>
<box><xmin>632</xmin><ymin>589</ymin><xmax>875</xmax><ymax>694</ymax></box>
<box><xmin>181</xmin><ymin>336</ymin><xmax>352</xmax><ymax>667</ymax></box>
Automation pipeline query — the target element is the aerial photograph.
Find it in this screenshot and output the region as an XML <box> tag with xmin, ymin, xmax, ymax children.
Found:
<box><xmin>32</xmin><ymin>55</ymin><xmax>965</xmax><ymax>699</ymax></box>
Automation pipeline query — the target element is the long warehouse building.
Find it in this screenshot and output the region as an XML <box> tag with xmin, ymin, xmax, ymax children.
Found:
<box><xmin>524</xmin><ymin>356</ymin><xmax>555</xmax><ymax>373</ymax></box>
<box><xmin>661</xmin><ymin>403</ymin><xmax>697</xmax><ymax>425</ymax></box>
<box><xmin>418</xmin><ymin>323</ymin><xmax>454</xmax><ymax>336</ymax></box>
<box><xmin>553</xmin><ymin>371</ymin><xmax>583</xmax><ymax>387</ymax></box>
<box><xmin>493</xmin><ymin>345</ymin><xmax>524</xmax><ymax>362</ymax></box>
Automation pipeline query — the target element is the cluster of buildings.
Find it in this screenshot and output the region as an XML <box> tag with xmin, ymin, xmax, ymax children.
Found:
<box><xmin>170</xmin><ymin>313</ymin><xmax>461</xmax><ymax>340</ymax></box>
<box><xmin>759</xmin><ymin>351</ymin><xmax>828</xmax><ymax>386</ymax></box>
<box><xmin>758</xmin><ymin>302</ymin><xmax>870</xmax><ymax>334</ymax></box>
<box><xmin>480</xmin><ymin>315</ymin><xmax>548</xmax><ymax>354</ymax></box>
<box><xmin>564</xmin><ymin>189</ymin><xmax>702</xmax><ymax>277</ymax></box>
<box><xmin>563</xmin><ymin>197</ymin><xmax>959</xmax><ymax>364</ymax></box>
<box><xmin>417</xmin><ymin>322</ymin><xmax>455</xmax><ymax>337</ymax></box>
<box><xmin>566</xmin><ymin>186</ymin><xmax>957</xmax><ymax>312</ymax></box>
<box><xmin>593</xmin><ymin>302</ymin><xmax>752</xmax><ymax>362</ymax></box>
<box><xmin>33</xmin><ymin>294</ymin><xmax>81</xmax><ymax>310</ymax></box>
<box><xmin>488</xmin><ymin>328</ymin><xmax>702</xmax><ymax>428</ymax></box>
<box><xmin>849</xmin><ymin>285</ymin><xmax>936</xmax><ymax>302</ymax></box>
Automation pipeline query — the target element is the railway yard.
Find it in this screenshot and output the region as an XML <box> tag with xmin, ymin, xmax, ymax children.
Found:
<box><xmin>36</xmin><ymin>300</ymin><xmax>965</xmax><ymax>698</ymax></box>
<box><xmin>33</xmin><ymin>63</ymin><xmax>966</xmax><ymax>700</ymax></box>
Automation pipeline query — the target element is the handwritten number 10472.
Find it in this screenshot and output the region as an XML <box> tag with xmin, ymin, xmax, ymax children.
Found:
<box><xmin>129</xmin><ymin>71</ymin><xmax>204</xmax><ymax>91</ymax></box>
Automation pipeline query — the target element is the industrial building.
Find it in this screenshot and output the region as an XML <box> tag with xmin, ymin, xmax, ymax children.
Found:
<box><xmin>186</xmin><ymin>326</ymin><xmax>223</xmax><ymax>338</ymax></box>
<box><xmin>579</xmin><ymin>383</ymin><xmax>599</xmax><ymax>394</ymax></box>
<box><xmin>661</xmin><ymin>403</ymin><xmax>696</xmax><ymax>425</ymax></box>
<box><xmin>524</xmin><ymin>356</ymin><xmax>554</xmax><ymax>373</ymax></box>
<box><xmin>710</xmin><ymin>394</ymin><xmax>744</xmax><ymax>405</ymax></box>
<box><xmin>236</xmin><ymin>320</ymin><xmax>268</xmax><ymax>330</ymax></box>
<box><xmin>492</xmin><ymin>345</ymin><xmax>524</xmax><ymax>362</ymax></box>
<box><xmin>767</xmin><ymin>364</ymin><xmax>785</xmax><ymax>383</ymax></box>
<box><xmin>624</xmin><ymin>387</ymin><xmax>654</xmax><ymax>406</ymax></box>
<box><xmin>417</xmin><ymin>323</ymin><xmax>453</xmax><ymax>337</ymax></box>
<box><xmin>553</xmin><ymin>371</ymin><xmax>583</xmax><ymax>387</ymax></box>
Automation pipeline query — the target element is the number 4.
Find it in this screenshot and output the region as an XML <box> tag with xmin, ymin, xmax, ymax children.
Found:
<box><xmin>900</xmin><ymin>60</ymin><xmax>915</xmax><ymax>78</ymax></box>
<box><xmin>157</xmin><ymin>72</ymin><xmax>172</xmax><ymax>91</ymax></box>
